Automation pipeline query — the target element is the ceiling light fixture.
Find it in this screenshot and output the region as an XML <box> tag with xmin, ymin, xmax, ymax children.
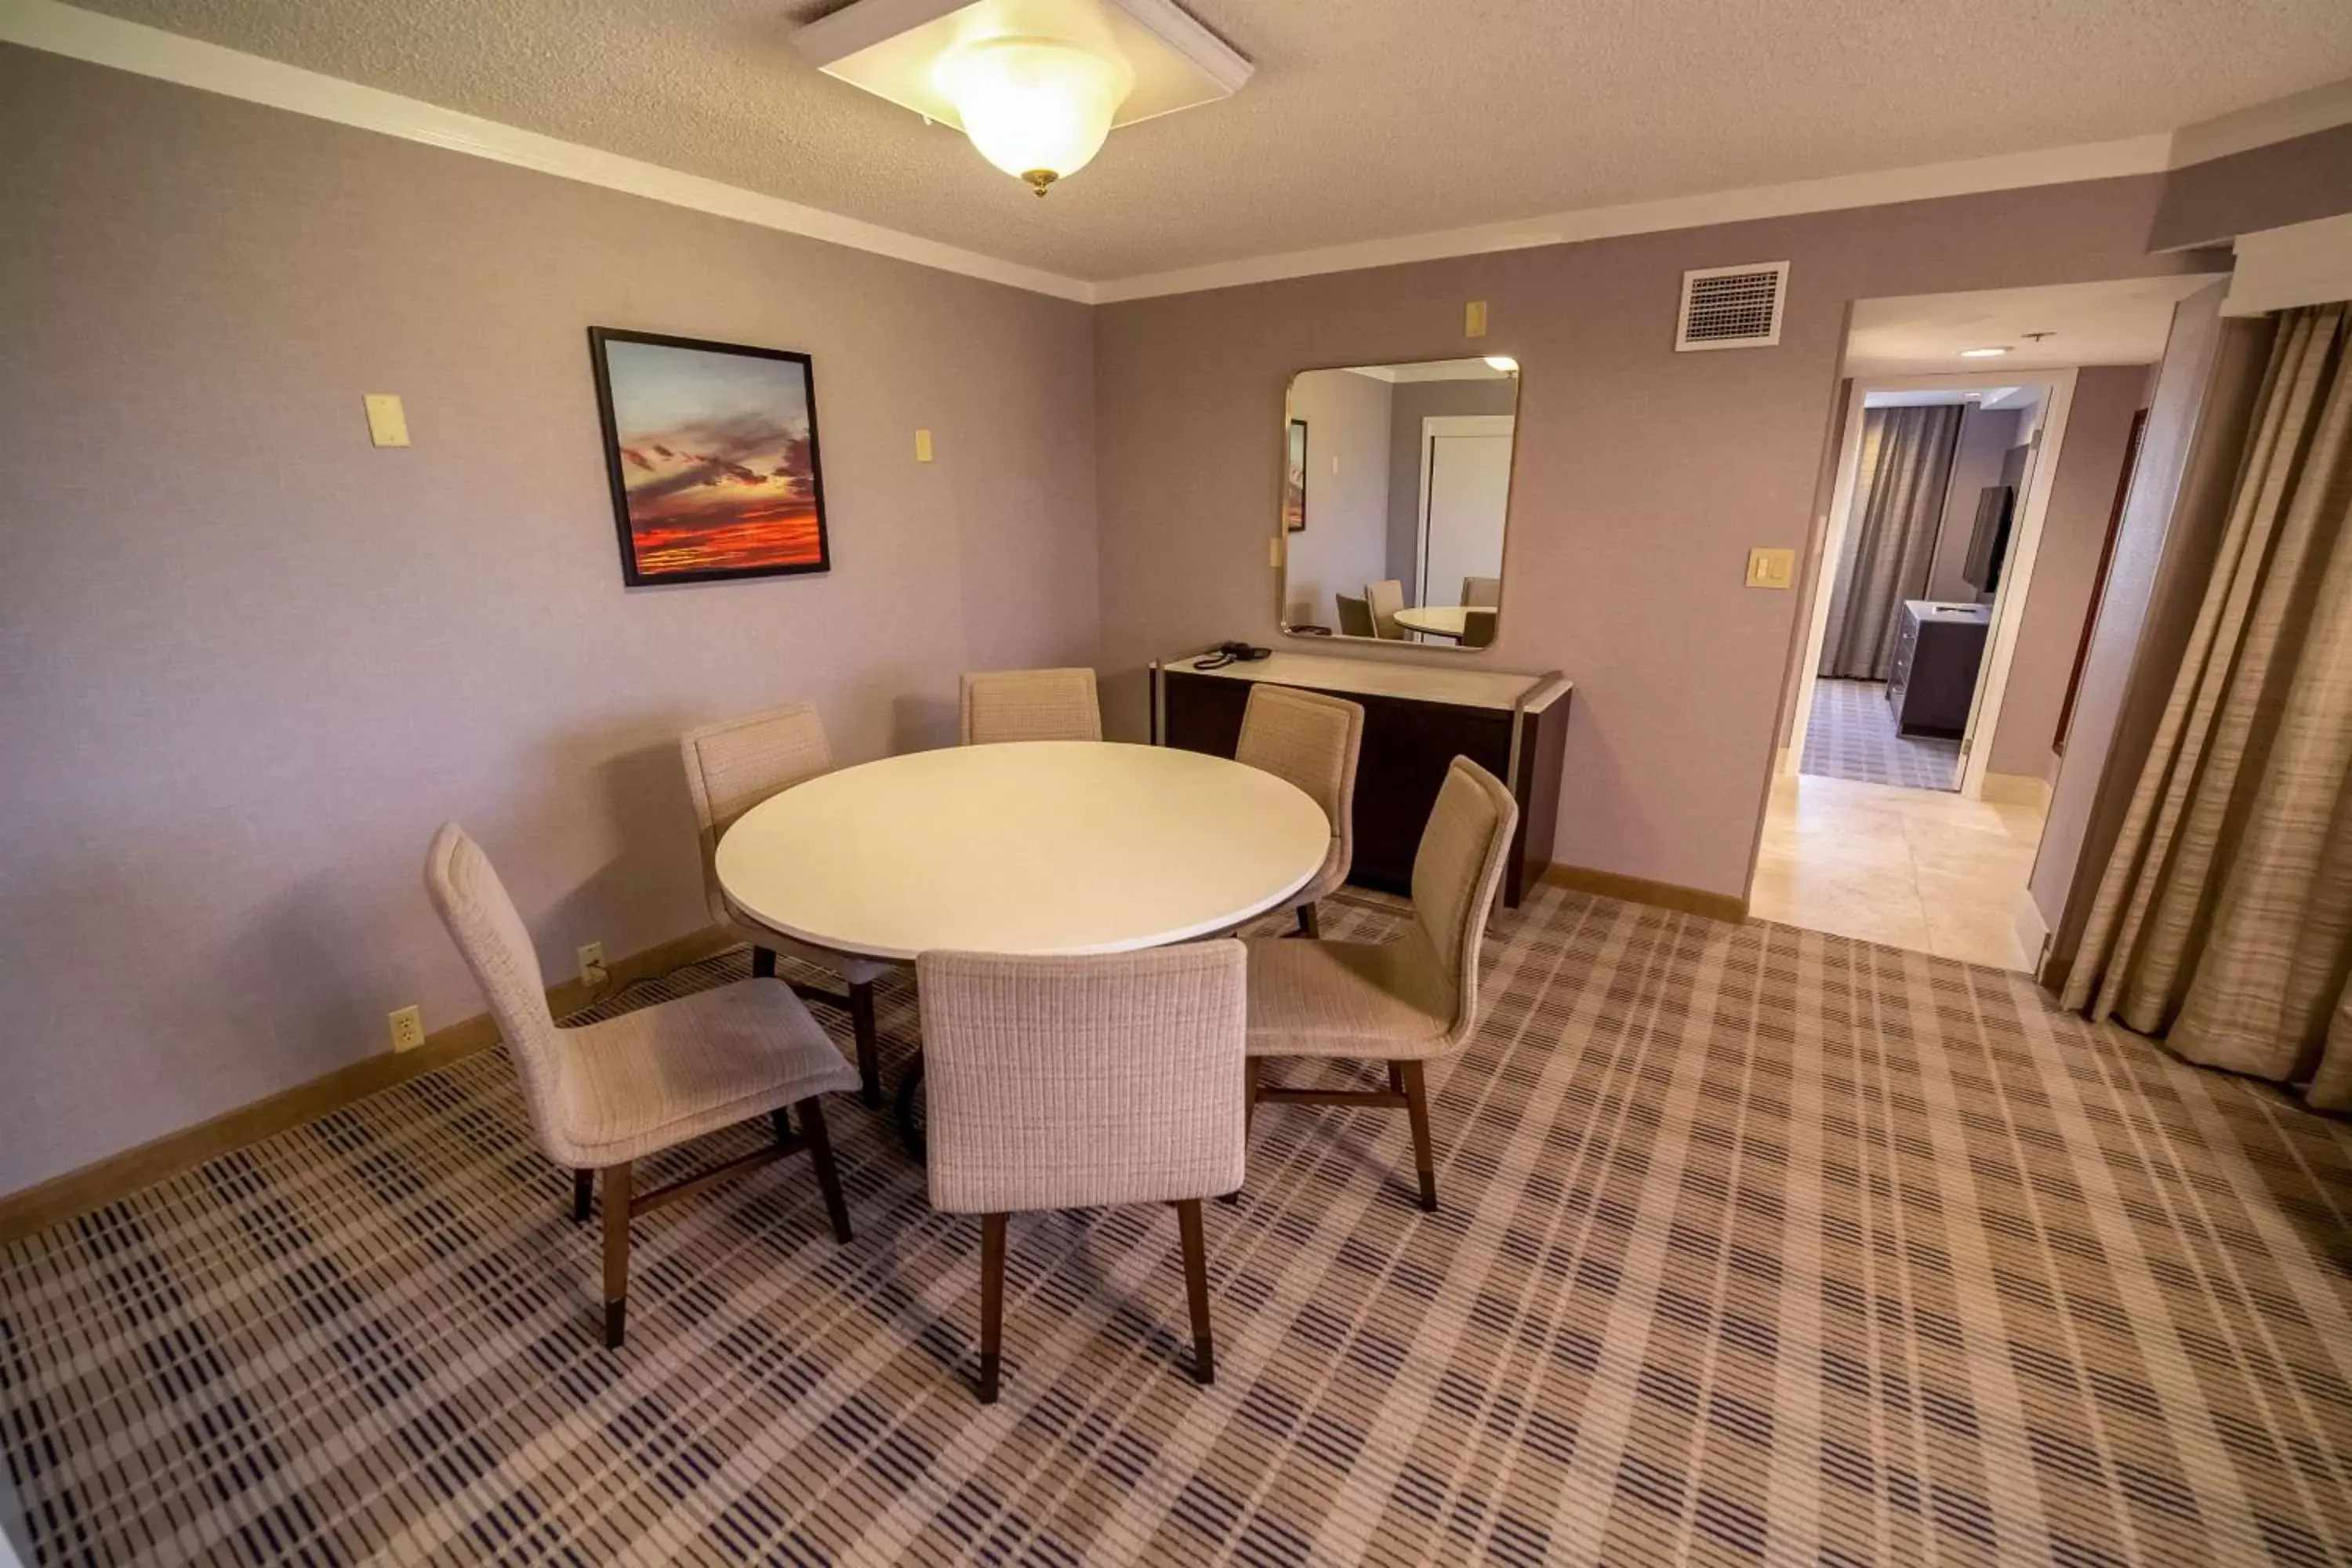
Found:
<box><xmin>797</xmin><ymin>0</ymin><xmax>1251</xmax><ymax>198</ymax></box>
<box><xmin>1959</xmin><ymin>346</ymin><xmax>2013</xmax><ymax>358</ymax></box>
<box><xmin>934</xmin><ymin>34</ymin><xmax>1133</xmax><ymax>195</ymax></box>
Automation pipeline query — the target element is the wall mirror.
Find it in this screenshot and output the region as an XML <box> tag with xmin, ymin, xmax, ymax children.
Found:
<box><xmin>1278</xmin><ymin>357</ymin><xmax>1519</xmax><ymax>650</ymax></box>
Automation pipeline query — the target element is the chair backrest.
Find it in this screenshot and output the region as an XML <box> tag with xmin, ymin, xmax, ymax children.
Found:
<box><xmin>1460</xmin><ymin>608</ymin><xmax>1498</xmax><ymax>648</ymax></box>
<box><xmin>423</xmin><ymin>823</ymin><xmax>569</xmax><ymax>1161</ymax></box>
<box><xmin>1236</xmin><ymin>684</ymin><xmax>1363</xmax><ymax>887</ymax></box>
<box><xmin>1461</xmin><ymin>575</ymin><xmax>1502</xmax><ymax>608</ymax></box>
<box><xmin>1335</xmin><ymin>593</ymin><xmax>1375</xmax><ymax>637</ymax></box>
<box><xmin>1365</xmin><ymin>580</ymin><xmax>1406</xmax><ymax>639</ymax></box>
<box><xmin>960</xmin><ymin>667</ymin><xmax>1103</xmax><ymax>744</ymax></box>
<box><xmin>680</xmin><ymin>703</ymin><xmax>835</xmax><ymax>929</ymax></box>
<box><xmin>1403</xmin><ymin>759</ymin><xmax>1519</xmax><ymax>1049</ymax></box>
<box><xmin>917</xmin><ymin>943</ymin><xmax>1247</xmax><ymax>1214</ymax></box>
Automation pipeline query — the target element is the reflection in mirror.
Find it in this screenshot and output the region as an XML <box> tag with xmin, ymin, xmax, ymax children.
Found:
<box><xmin>1279</xmin><ymin>358</ymin><xmax>1519</xmax><ymax>650</ymax></box>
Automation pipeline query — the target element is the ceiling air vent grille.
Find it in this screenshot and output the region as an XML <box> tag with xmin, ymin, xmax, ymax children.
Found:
<box><xmin>1675</xmin><ymin>261</ymin><xmax>1789</xmax><ymax>350</ymax></box>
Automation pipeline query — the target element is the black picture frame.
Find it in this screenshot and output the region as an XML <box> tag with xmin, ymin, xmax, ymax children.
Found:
<box><xmin>587</xmin><ymin>327</ymin><xmax>833</xmax><ymax>586</ymax></box>
<box><xmin>1284</xmin><ymin>417</ymin><xmax>1309</xmax><ymax>533</ymax></box>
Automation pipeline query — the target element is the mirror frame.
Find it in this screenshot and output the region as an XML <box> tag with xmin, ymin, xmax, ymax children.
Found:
<box><xmin>1273</xmin><ymin>358</ymin><xmax>1523</xmax><ymax>655</ymax></box>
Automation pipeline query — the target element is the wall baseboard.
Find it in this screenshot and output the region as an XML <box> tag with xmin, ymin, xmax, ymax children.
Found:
<box><xmin>0</xmin><ymin>926</ymin><xmax>733</xmax><ymax>1247</ymax></box>
<box><xmin>1980</xmin><ymin>771</ymin><xmax>2055</xmax><ymax>811</ymax></box>
<box><xmin>1540</xmin><ymin>863</ymin><xmax>1749</xmax><ymax>924</ymax></box>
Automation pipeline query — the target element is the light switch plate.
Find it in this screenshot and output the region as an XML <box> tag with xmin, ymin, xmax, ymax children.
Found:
<box><xmin>914</xmin><ymin>427</ymin><xmax>934</xmax><ymax>463</ymax></box>
<box><xmin>1745</xmin><ymin>546</ymin><xmax>1796</xmax><ymax>589</ymax></box>
<box><xmin>363</xmin><ymin>393</ymin><xmax>410</xmax><ymax>448</ymax></box>
<box><xmin>1465</xmin><ymin>301</ymin><xmax>1489</xmax><ymax>338</ymax></box>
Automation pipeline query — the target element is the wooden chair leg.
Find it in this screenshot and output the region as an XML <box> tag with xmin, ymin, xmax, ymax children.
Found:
<box><xmin>800</xmin><ymin>1098</ymin><xmax>854</xmax><ymax>1243</ymax></box>
<box><xmin>1174</xmin><ymin>1199</ymin><xmax>1214</xmax><ymax>1386</ymax></box>
<box><xmin>751</xmin><ymin>946</ymin><xmax>777</xmax><ymax>979</ymax></box>
<box><xmin>771</xmin><ymin>1105</ymin><xmax>794</xmax><ymax>1144</ymax></box>
<box><xmin>1295</xmin><ymin>902</ymin><xmax>1320</xmax><ymax>938</ymax></box>
<box><xmin>1397</xmin><ymin>1061</ymin><xmax>1437</xmax><ymax>1212</ymax></box>
<box><xmin>601</xmin><ymin>1162</ymin><xmax>633</xmax><ymax>1348</ymax></box>
<box><xmin>849</xmin><ymin>981</ymin><xmax>882</xmax><ymax>1108</ymax></box>
<box><xmin>572</xmin><ymin>1169</ymin><xmax>593</xmax><ymax>1224</ymax></box>
<box><xmin>977</xmin><ymin>1213</ymin><xmax>1007</xmax><ymax>1404</ymax></box>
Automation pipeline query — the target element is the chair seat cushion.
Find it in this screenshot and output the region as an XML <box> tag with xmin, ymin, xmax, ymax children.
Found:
<box><xmin>1245</xmin><ymin>937</ymin><xmax>1452</xmax><ymax>1060</ymax></box>
<box><xmin>556</xmin><ymin>978</ymin><xmax>859</xmax><ymax>1165</ymax></box>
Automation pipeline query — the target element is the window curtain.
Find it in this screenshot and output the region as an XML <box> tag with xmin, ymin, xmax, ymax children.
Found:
<box><xmin>1820</xmin><ymin>405</ymin><xmax>1965</xmax><ymax>680</ymax></box>
<box><xmin>2062</xmin><ymin>303</ymin><xmax>2352</xmax><ymax>1108</ymax></box>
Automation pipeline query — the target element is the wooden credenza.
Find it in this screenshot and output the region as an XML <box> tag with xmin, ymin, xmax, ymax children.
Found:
<box><xmin>1153</xmin><ymin>651</ymin><xmax>1572</xmax><ymax>908</ymax></box>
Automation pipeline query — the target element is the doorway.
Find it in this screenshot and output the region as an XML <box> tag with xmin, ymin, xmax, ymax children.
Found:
<box><xmin>1415</xmin><ymin>415</ymin><xmax>1513</xmax><ymax>608</ymax></box>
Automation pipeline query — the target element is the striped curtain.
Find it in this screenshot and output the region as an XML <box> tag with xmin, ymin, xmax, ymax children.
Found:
<box><xmin>2063</xmin><ymin>303</ymin><xmax>2352</xmax><ymax>1107</ymax></box>
<box><xmin>1820</xmin><ymin>405</ymin><xmax>1965</xmax><ymax>680</ymax></box>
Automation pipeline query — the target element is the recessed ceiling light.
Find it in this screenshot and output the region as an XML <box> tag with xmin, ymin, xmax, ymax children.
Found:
<box><xmin>1959</xmin><ymin>347</ymin><xmax>2013</xmax><ymax>358</ymax></box>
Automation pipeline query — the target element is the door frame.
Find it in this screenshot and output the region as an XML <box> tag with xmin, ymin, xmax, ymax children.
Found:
<box><xmin>1784</xmin><ymin>368</ymin><xmax>2078</xmax><ymax>798</ymax></box>
<box><xmin>1415</xmin><ymin>415</ymin><xmax>1516</xmax><ymax>602</ymax></box>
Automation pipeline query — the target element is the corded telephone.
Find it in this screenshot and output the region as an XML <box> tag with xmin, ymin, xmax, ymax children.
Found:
<box><xmin>1195</xmin><ymin>641</ymin><xmax>1272</xmax><ymax>670</ymax></box>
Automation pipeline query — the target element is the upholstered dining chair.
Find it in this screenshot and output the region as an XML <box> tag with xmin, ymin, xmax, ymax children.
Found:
<box><xmin>1335</xmin><ymin>593</ymin><xmax>1376</xmax><ymax>638</ymax></box>
<box><xmin>1242</xmin><ymin>757</ymin><xmax>1518</xmax><ymax>1212</ymax></box>
<box><xmin>1364</xmin><ymin>580</ymin><xmax>1406</xmax><ymax>640</ymax></box>
<box><xmin>1234</xmin><ymin>684</ymin><xmax>1363</xmax><ymax>938</ymax></box>
<box><xmin>1461</xmin><ymin>575</ymin><xmax>1502</xmax><ymax>608</ymax></box>
<box><xmin>1460</xmin><ymin>608</ymin><xmax>1498</xmax><ymax>648</ymax></box>
<box><xmin>681</xmin><ymin>703</ymin><xmax>891</xmax><ymax>1105</ymax></box>
<box><xmin>959</xmin><ymin>667</ymin><xmax>1103</xmax><ymax>744</ymax></box>
<box><xmin>425</xmin><ymin>823</ymin><xmax>856</xmax><ymax>1349</ymax></box>
<box><xmin>917</xmin><ymin>942</ymin><xmax>1247</xmax><ymax>1403</ymax></box>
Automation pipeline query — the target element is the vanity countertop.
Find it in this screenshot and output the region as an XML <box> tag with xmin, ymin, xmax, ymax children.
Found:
<box><xmin>1162</xmin><ymin>650</ymin><xmax>1570</xmax><ymax>713</ymax></box>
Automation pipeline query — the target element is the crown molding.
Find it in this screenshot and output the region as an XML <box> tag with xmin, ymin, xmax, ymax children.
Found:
<box><xmin>2168</xmin><ymin>76</ymin><xmax>2352</xmax><ymax>168</ymax></box>
<box><xmin>0</xmin><ymin>0</ymin><xmax>1097</xmax><ymax>303</ymax></box>
<box><xmin>7</xmin><ymin>1</ymin><xmax>2331</xmax><ymax>310</ymax></box>
<box><xmin>1091</xmin><ymin>135</ymin><xmax>2174</xmax><ymax>302</ymax></box>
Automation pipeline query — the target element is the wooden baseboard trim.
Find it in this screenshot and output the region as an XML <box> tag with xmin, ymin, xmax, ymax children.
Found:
<box><xmin>0</xmin><ymin>926</ymin><xmax>734</xmax><ymax>1247</ymax></box>
<box><xmin>1539</xmin><ymin>863</ymin><xmax>1748</xmax><ymax>924</ymax></box>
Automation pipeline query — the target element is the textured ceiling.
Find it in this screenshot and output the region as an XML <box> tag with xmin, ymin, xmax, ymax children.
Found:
<box><xmin>65</xmin><ymin>0</ymin><xmax>2352</xmax><ymax>281</ymax></box>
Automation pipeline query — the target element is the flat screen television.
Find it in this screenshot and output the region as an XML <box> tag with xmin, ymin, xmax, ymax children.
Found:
<box><xmin>1962</xmin><ymin>483</ymin><xmax>2015</xmax><ymax>594</ymax></box>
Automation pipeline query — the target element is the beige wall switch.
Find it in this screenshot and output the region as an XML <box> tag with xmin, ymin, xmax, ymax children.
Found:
<box><xmin>1465</xmin><ymin>300</ymin><xmax>1489</xmax><ymax>338</ymax></box>
<box><xmin>363</xmin><ymin>393</ymin><xmax>410</xmax><ymax>448</ymax></box>
<box><xmin>1745</xmin><ymin>546</ymin><xmax>1796</xmax><ymax>589</ymax></box>
<box><xmin>914</xmin><ymin>427</ymin><xmax>934</xmax><ymax>463</ymax></box>
<box><xmin>1269</xmin><ymin>536</ymin><xmax>1283</xmax><ymax>568</ymax></box>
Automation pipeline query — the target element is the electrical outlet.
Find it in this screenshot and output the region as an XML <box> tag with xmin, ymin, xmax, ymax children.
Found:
<box><xmin>577</xmin><ymin>942</ymin><xmax>608</xmax><ymax>988</ymax></box>
<box><xmin>388</xmin><ymin>1005</ymin><xmax>424</xmax><ymax>1052</ymax></box>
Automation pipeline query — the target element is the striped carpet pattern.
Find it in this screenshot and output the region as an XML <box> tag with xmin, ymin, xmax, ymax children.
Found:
<box><xmin>4</xmin><ymin>887</ymin><xmax>2351</xmax><ymax>1565</ymax></box>
<box><xmin>1802</xmin><ymin>678</ymin><xmax>1962</xmax><ymax>792</ymax></box>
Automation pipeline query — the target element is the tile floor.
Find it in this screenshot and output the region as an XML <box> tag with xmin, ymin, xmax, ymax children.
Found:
<box><xmin>1749</xmin><ymin>769</ymin><xmax>2047</xmax><ymax>970</ymax></box>
<box><xmin>1798</xmin><ymin>677</ymin><xmax>1962</xmax><ymax>791</ymax></box>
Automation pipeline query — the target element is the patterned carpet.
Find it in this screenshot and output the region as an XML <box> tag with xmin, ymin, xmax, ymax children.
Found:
<box><xmin>1802</xmin><ymin>679</ymin><xmax>1962</xmax><ymax>792</ymax></box>
<box><xmin>5</xmin><ymin>887</ymin><xmax>2350</xmax><ymax>1566</ymax></box>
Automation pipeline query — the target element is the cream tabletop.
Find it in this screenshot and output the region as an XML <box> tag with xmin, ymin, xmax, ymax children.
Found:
<box><xmin>1392</xmin><ymin>604</ymin><xmax>1475</xmax><ymax>638</ymax></box>
<box><xmin>717</xmin><ymin>741</ymin><xmax>1329</xmax><ymax>962</ymax></box>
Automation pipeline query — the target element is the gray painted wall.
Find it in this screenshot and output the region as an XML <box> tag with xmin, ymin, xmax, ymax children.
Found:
<box><xmin>0</xmin><ymin>48</ymin><xmax>1101</xmax><ymax>1194</ymax></box>
<box><xmin>1281</xmin><ymin>370</ymin><xmax>1394</xmax><ymax>628</ymax></box>
<box><xmin>1096</xmin><ymin>176</ymin><xmax>2215</xmax><ymax>900</ymax></box>
<box><xmin>2150</xmin><ymin>121</ymin><xmax>2352</xmax><ymax>250</ymax></box>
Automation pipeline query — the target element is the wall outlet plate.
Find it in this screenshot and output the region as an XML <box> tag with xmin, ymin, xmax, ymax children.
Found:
<box><xmin>363</xmin><ymin>393</ymin><xmax>411</xmax><ymax>448</ymax></box>
<box><xmin>388</xmin><ymin>1005</ymin><xmax>424</xmax><ymax>1052</ymax></box>
<box><xmin>577</xmin><ymin>942</ymin><xmax>607</xmax><ymax>987</ymax></box>
<box><xmin>1465</xmin><ymin>300</ymin><xmax>1489</xmax><ymax>338</ymax></box>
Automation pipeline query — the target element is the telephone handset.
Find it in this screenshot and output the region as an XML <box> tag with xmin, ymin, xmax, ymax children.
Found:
<box><xmin>1196</xmin><ymin>640</ymin><xmax>1272</xmax><ymax>670</ymax></box>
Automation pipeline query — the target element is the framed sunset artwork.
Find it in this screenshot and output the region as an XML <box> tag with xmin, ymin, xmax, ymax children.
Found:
<box><xmin>588</xmin><ymin>328</ymin><xmax>832</xmax><ymax>585</ymax></box>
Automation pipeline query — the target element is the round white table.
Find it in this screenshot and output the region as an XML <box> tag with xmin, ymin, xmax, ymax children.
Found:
<box><xmin>1393</xmin><ymin>604</ymin><xmax>1475</xmax><ymax>639</ymax></box>
<box><xmin>719</xmin><ymin>741</ymin><xmax>1330</xmax><ymax>1154</ymax></box>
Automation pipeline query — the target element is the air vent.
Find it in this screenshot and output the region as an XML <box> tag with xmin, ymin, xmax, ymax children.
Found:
<box><xmin>1675</xmin><ymin>261</ymin><xmax>1789</xmax><ymax>350</ymax></box>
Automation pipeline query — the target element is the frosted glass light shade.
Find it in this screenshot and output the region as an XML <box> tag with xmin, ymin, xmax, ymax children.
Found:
<box><xmin>935</xmin><ymin>35</ymin><xmax>1134</xmax><ymax>194</ymax></box>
